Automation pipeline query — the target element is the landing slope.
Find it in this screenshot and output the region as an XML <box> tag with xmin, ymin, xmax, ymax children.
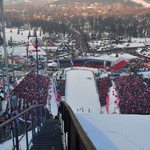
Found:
<box><xmin>65</xmin><ymin>69</ymin><xmax>101</xmax><ymax>114</ymax></box>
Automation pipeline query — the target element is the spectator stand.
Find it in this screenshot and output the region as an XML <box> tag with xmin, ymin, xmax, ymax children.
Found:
<box><xmin>9</xmin><ymin>69</ymin><xmax>50</xmax><ymax>122</ymax></box>
<box><xmin>113</xmin><ymin>74</ymin><xmax>150</xmax><ymax>114</ymax></box>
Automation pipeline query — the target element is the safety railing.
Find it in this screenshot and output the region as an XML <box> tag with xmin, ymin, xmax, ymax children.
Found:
<box><xmin>59</xmin><ymin>101</ymin><xmax>96</xmax><ymax>150</ymax></box>
<box><xmin>0</xmin><ymin>104</ymin><xmax>47</xmax><ymax>150</ymax></box>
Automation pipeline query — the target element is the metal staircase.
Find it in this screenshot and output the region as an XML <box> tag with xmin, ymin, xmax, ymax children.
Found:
<box><xmin>30</xmin><ymin>119</ymin><xmax>64</xmax><ymax>150</ymax></box>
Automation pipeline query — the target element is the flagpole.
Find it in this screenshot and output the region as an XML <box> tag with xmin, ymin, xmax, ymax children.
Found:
<box><xmin>1</xmin><ymin>0</ymin><xmax>11</xmax><ymax>114</ymax></box>
<box><xmin>26</xmin><ymin>41</ymin><xmax>29</xmax><ymax>72</ymax></box>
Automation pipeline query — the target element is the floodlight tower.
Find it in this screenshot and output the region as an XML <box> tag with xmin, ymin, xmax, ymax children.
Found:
<box><xmin>0</xmin><ymin>0</ymin><xmax>11</xmax><ymax>114</ymax></box>
<box><xmin>22</xmin><ymin>2</ymin><xmax>27</xmax><ymax>26</ymax></box>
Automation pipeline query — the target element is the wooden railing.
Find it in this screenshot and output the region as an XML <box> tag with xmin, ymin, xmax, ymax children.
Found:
<box><xmin>59</xmin><ymin>101</ymin><xmax>96</xmax><ymax>150</ymax></box>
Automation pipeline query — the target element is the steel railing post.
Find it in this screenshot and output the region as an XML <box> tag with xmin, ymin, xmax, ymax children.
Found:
<box><xmin>25</xmin><ymin>113</ymin><xmax>29</xmax><ymax>150</ymax></box>
<box><xmin>14</xmin><ymin>119</ymin><xmax>19</xmax><ymax>150</ymax></box>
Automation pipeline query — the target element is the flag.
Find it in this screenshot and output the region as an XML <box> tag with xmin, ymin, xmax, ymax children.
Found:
<box><xmin>83</xmin><ymin>52</ymin><xmax>87</xmax><ymax>57</ymax></box>
<box><xmin>0</xmin><ymin>92</ymin><xmax>4</xmax><ymax>98</ymax></box>
<box><xmin>29</xmin><ymin>37</ymin><xmax>41</xmax><ymax>49</ymax></box>
<box><xmin>57</xmin><ymin>59</ymin><xmax>60</xmax><ymax>67</ymax></box>
<box><xmin>104</xmin><ymin>60</ymin><xmax>107</xmax><ymax>68</ymax></box>
<box><xmin>69</xmin><ymin>58</ymin><xmax>73</xmax><ymax>66</ymax></box>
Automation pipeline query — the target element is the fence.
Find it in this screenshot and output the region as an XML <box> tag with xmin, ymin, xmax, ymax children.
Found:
<box><xmin>0</xmin><ymin>104</ymin><xmax>47</xmax><ymax>150</ymax></box>
<box><xmin>59</xmin><ymin>101</ymin><xmax>96</xmax><ymax>150</ymax></box>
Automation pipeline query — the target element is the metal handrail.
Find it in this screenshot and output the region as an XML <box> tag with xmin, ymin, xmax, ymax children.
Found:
<box><xmin>0</xmin><ymin>105</ymin><xmax>39</xmax><ymax>128</ymax></box>
<box><xmin>0</xmin><ymin>104</ymin><xmax>47</xmax><ymax>150</ymax></box>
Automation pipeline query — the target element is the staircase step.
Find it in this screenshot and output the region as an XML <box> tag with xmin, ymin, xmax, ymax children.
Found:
<box><xmin>30</xmin><ymin>119</ymin><xmax>64</xmax><ymax>150</ymax></box>
<box><xmin>33</xmin><ymin>141</ymin><xmax>63</xmax><ymax>144</ymax></box>
<box><xmin>31</xmin><ymin>147</ymin><xmax>64</xmax><ymax>150</ymax></box>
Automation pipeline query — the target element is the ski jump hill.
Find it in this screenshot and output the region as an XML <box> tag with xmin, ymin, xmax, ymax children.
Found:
<box><xmin>65</xmin><ymin>68</ymin><xmax>101</xmax><ymax>114</ymax></box>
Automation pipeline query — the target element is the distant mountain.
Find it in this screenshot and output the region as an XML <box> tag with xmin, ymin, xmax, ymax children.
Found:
<box><xmin>3</xmin><ymin>0</ymin><xmax>140</xmax><ymax>5</ymax></box>
<box><xmin>4</xmin><ymin>0</ymin><xmax>150</xmax><ymax>6</ymax></box>
<box><xmin>4</xmin><ymin>0</ymin><xmax>56</xmax><ymax>5</ymax></box>
<box><xmin>53</xmin><ymin>0</ymin><xmax>127</xmax><ymax>5</ymax></box>
<box><xmin>28</xmin><ymin>0</ymin><xmax>57</xmax><ymax>4</ymax></box>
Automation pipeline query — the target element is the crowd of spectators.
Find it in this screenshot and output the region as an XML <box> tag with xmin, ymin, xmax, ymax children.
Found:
<box><xmin>72</xmin><ymin>59</ymin><xmax>106</xmax><ymax>69</ymax></box>
<box><xmin>11</xmin><ymin>69</ymin><xmax>50</xmax><ymax>115</ymax></box>
<box><xmin>56</xmin><ymin>79</ymin><xmax>66</xmax><ymax>96</ymax></box>
<box><xmin>97</xmin><ymin>77</ymin><xmax>112</xmax><ymax>106</ymax></box>
<box><xmin>113</xmin><ymin>74</ymin><xmax>150</xmax><ymax>114</ymax></box>
<box><xmin>0</xmin><ymin>70</ymin><xmax>50</xmax><ymax>143</ymax></box>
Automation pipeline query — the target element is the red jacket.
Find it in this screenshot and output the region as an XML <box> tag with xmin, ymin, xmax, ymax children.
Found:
<box><xmin>57</xmin><ymin>93</ymin><xmax>61</xmax><ymax>99</ymax></box>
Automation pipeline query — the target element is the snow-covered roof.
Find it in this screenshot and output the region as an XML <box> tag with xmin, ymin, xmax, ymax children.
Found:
<box><xmin>115</xmin><ymin>42</ymin><xmax>145</xmax><ymax>48</ymax></box>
